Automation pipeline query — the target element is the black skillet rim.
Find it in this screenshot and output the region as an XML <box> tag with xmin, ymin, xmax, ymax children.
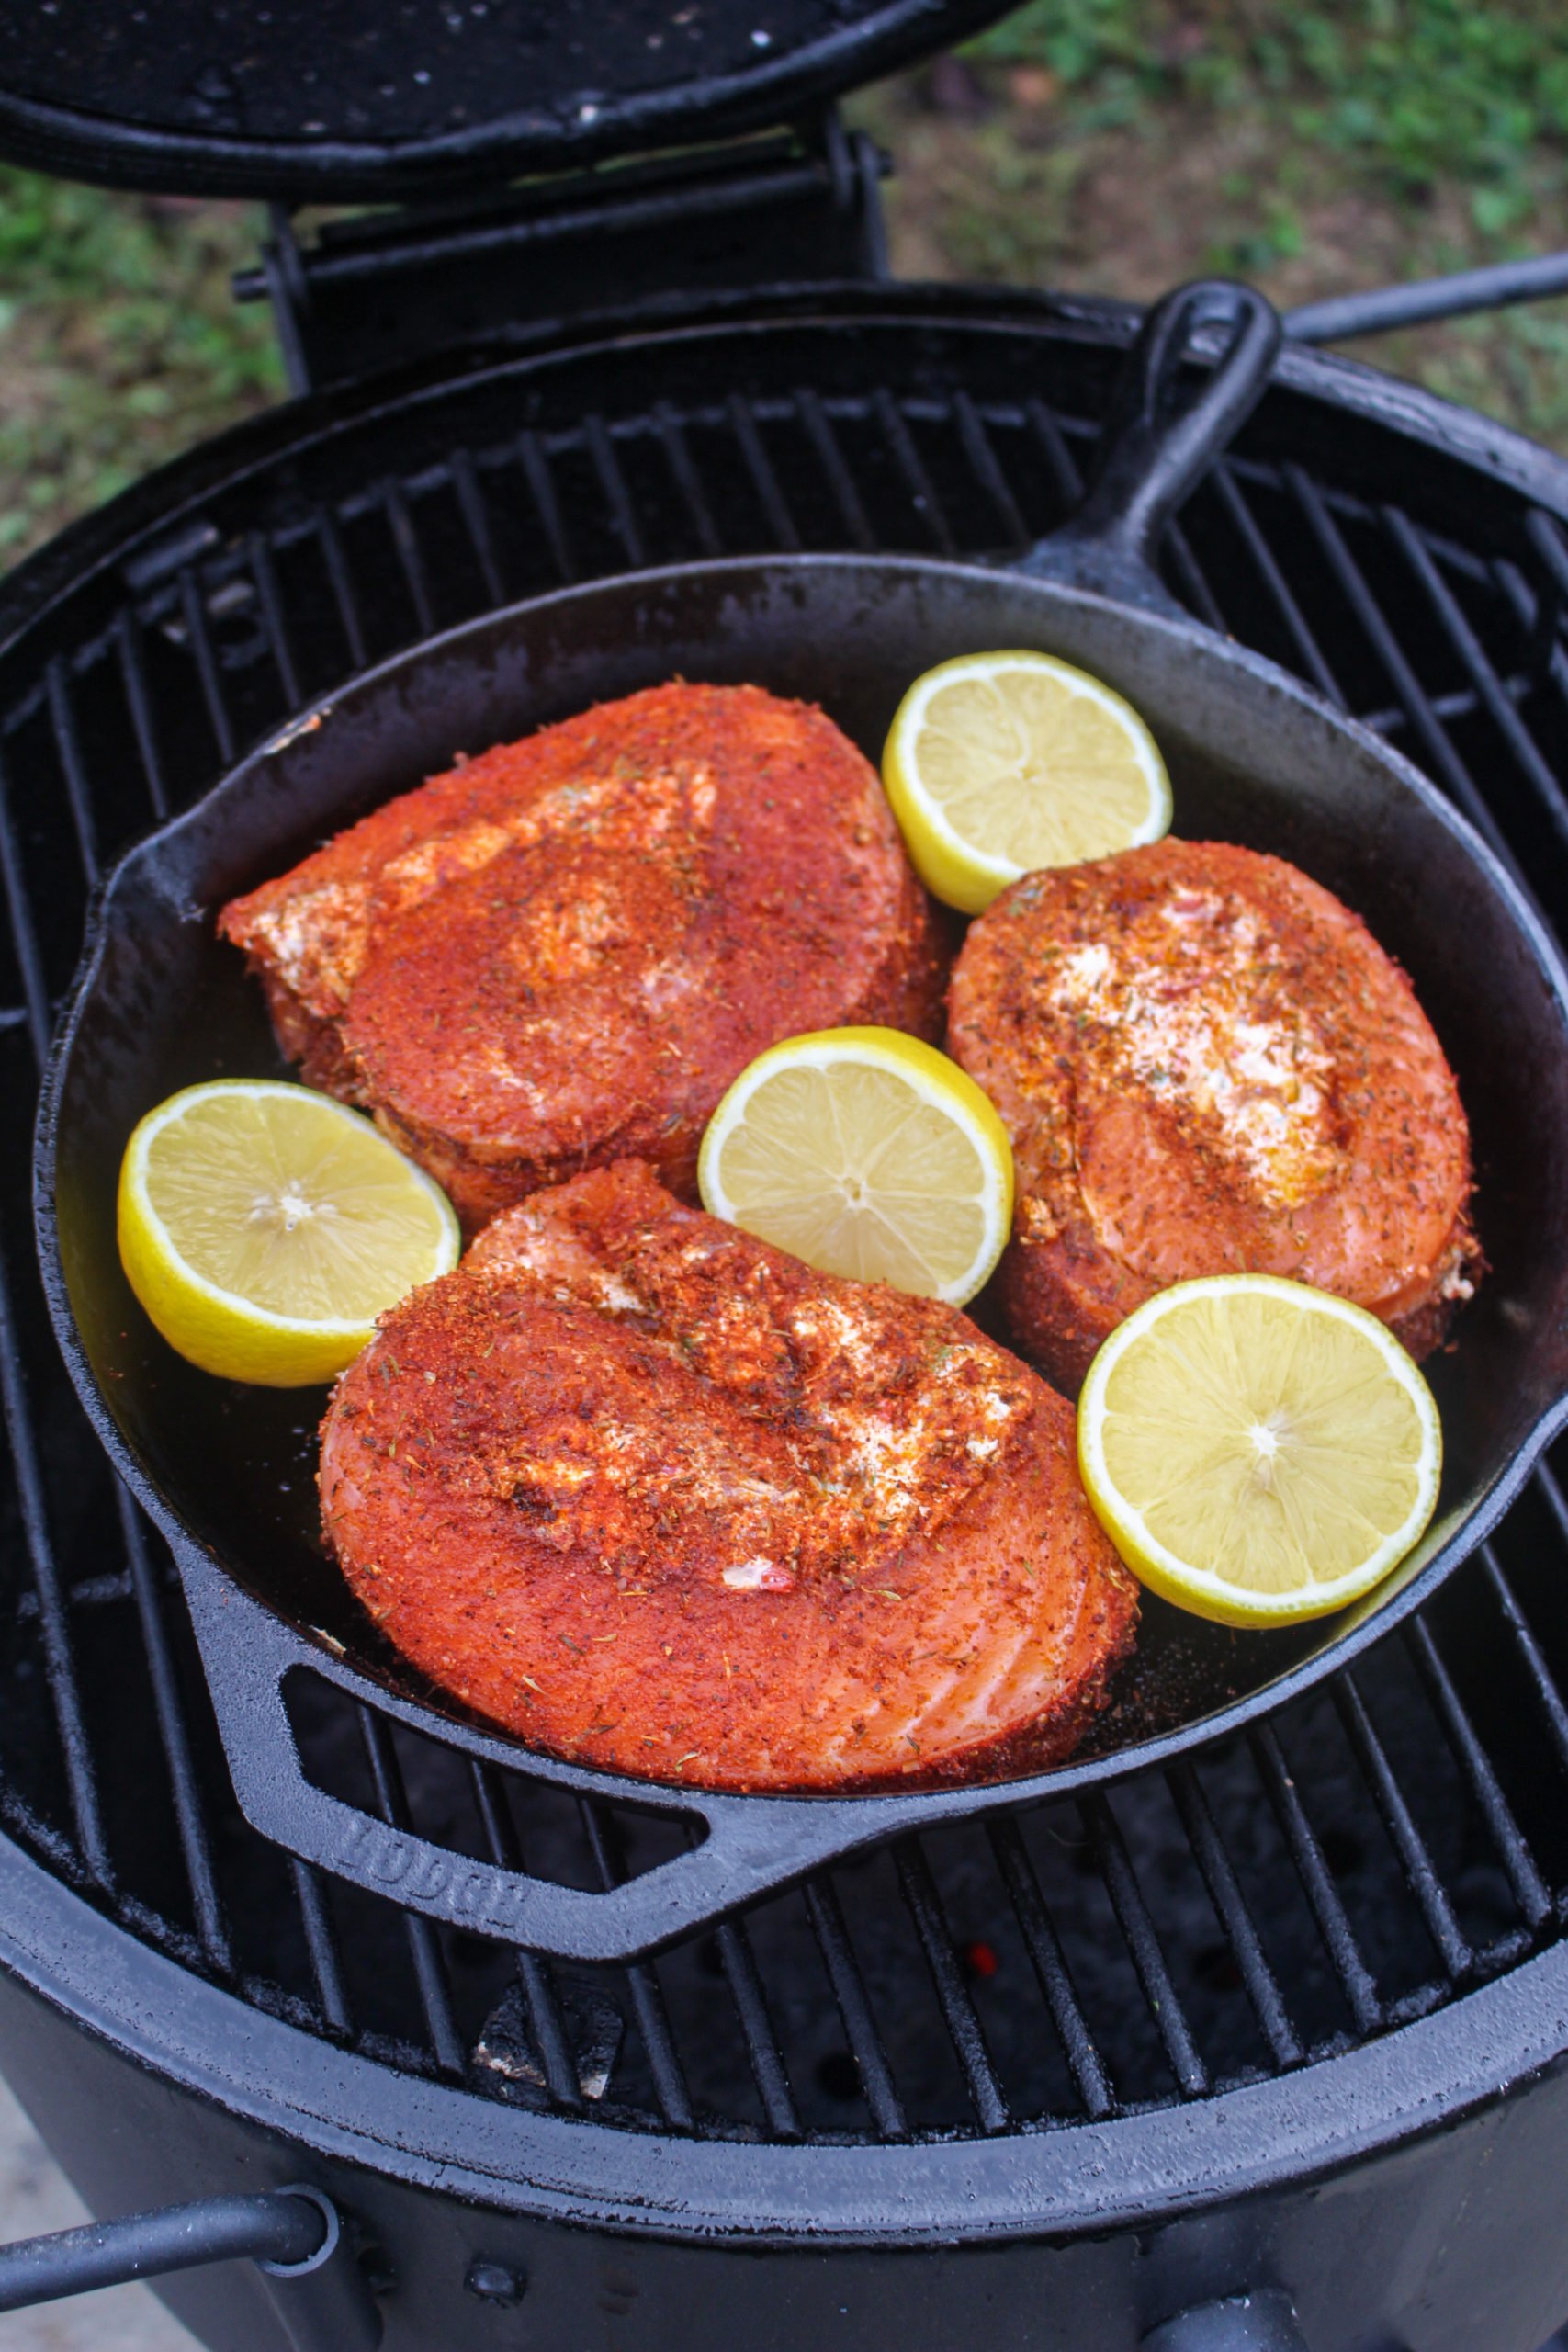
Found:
<box><xmin>32</xmin><ymin>548</ymin><xmax>1568</xmax><ymax>1864</ymax></box>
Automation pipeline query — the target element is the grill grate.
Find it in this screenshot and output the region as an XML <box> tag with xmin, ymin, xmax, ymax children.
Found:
<box><xmin>5</xmin><ymin>301</ymin><xmax>1568</xmax><ymax>2147</ymax></box>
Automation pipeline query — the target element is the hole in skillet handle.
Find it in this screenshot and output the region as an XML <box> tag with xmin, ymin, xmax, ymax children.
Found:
<box><xmin>1015</xmin><ymin>277</ymin><xmax>1283</xmax><ymax>618</ymax></box>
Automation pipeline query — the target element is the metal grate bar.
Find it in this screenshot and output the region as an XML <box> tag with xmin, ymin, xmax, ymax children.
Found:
<box><xmin>578</xmin><ymin>1800</ymin><xmax>694</xmax><ymax>2129</ymax></box>
<box><xmin>1083</xmin><ymin>1792</ymin><xmax>1209</xmax><ymax>2097</ymax></box>
<box><xmin>953</xmin><ymin>392</ymin><xmax>1029</xmax><ymax>548</ymax></box>
<box><xmin>246</xmin><ymin>533</ymin><xmax>302</xmax><ymax>708</ymax></box>
<box><xmin>382</xmin><ymin>482</ymin><xmax>437</xmax><ymax>638</ymax></box>
<box><xmin>1522</xmin><ymin>509</ymin><xmax>1568</xmax><ymax>679</ymax></box>
<box><xmin>802</xmin><ymin>1874</ymin><xmax>907</xmax><ymax>2138</ymax></box>
<box><xmin>315</xmin><ymin>508</ymin><xmax>370</xmax><ymax>671</ymax></box>
<box><xmin>45</xmin><ymin>660</ymin><xmax>101</xmax><ymax>886</ymax></box>
<box><xmin>355</xmin><ymin>1707</ymin><xmax>466</xmax><ymax>2075</ymax></box>
<box><xmin>0</xmin><ymin>749</ymin><xmax>54</xmax><ymax>1062</ymax></box>
<box><xmin>1529</xmin><ymin>1457</ymin><xmax>1568</xmax><ymax>1555</ymax></box>
<box><xmin>1387</xmin><ymin>507</ymin><xmax>1568</xmax><ymax>854</ymax></box>
<box><xmin>516</xmin><ymin>431</ymin><xmax>578</xmax><ymax>582</ymax></box>
<box><xmin>468</xmin><ymin>1762</ymin><xmax>582</xmax><ymax>2110</ymax></box>
<box><xmin>449</xmin><ymin>447</ymin><xmax>506</xmax><ymax>606</ymax></box>
<box><xmin>116</xmin><ymin>1490</ymin><xmax>231</xmax><ymax>1972</ymax></box>
<box><xmin>0</xmin><ymin>1247</ymin><xmax>111</xmax><ymax>1885</ymax></box>
<box><xmin>874</xmin><ymin>390</ymin><xmax>955</xmax><ymax>556</ymax></box>
<box><xmin>796</xmin><ymin>391</ymin><xmax>876</xmax><ymax>551</ymax></box>
<box><xmin>1212</xmin><ymin>464</ymin><xmax>1346</xmax><ymax>706</ymax></box>
<box><xmin>1026</xmin><ymin>396</ymin><xmax>1084</xmax><ymax>507</ymax></box>
<box><xmin>1282</xmin><ymin>467</ymin><xmax>1517</xmax><ymax>870</ymax></box>
<box><xmin>585</xmin><ymin>417</ymin><xmax>648</xmax><ymax>569</ymax></box>
<box><xmin>987</xmin><ymin>1816</ymin><xmax>1113</xmax><ymax>2120</ymax></box>
<box><xmin>1494</xmin><ymin>558</ymin><xmax>1568</xmax><ymax>729</ymax></box>
<box><xmin>114</xmin><ymin>611</ymin><xmax>172</xmax><ymax>820</ymax></box>
<box><xmin>1251</xmin><ymin>1723</ymin><xmax>1382</xmax><ymax>2035</ymax></box>
<box><xmin>1164</xmin><ymin>520</ymin><xmax>1228</xmax><ymax>631</ymax></box>
<box><xmin>1335</xmin><ymin>1674</ymin><xmax>1471</xmax><ymax>1981</ymax></box>
<box><xmin>1404</xmin><ymin>1617</ymin><xmax>1551</xmax><ymax>1929</ymax></box>
<box><xmin>714</xmin><ymin>1913</ymin><xmax>802</xmax><ymax>2138</ymax></box>
<box><xmin>894</xmin><ymin>1837</ymin><xmax>1010</xmax><ymax>2132</ymax></box>
<box><xmin>1168</xmin><ymin>1761</ymin><xmax>1303</xmax><ymax>2068</ymax></box>
<box><xmin>288</xmin><ymin>1857</ymin><xmax>352</xmax><ymax>2036</ymax></box>
<box><xmin>1479</xmin><ymin>1539</ymin><xmax>1568</xmax><ymax>1773</ymax></box>
<box><xmin>728</xmin><ymin>396</ymin><xmax>801</xmax><ymax>551</ymax></box>
<box><xmin>655</xmin><ymin>404</ymin><xmax>723</xmax><ymax>559</ymax></box>
<box><xmin>175</xmin><ymin>570</ymin><xmax>237</xmax><ymax>766</ymax></box>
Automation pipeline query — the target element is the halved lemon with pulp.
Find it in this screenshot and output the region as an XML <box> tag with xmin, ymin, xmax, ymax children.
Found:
<box><xmin>698</xmin><ymin>1027</ymin><xmax>1013</xmax><ymax>1306</ymax></box>
<box><xmin>882</xmin><ymin>649</ymin><xmax>1172</xmax><ymax>913</ymax></box>
<box><xmin>1077</xmin><ymin>1274</ymin><xmax>1442</xmax><ymax>1628</ymax></box>
<box><xmin>118</xmin><ymin>1080</ymin><xmax>461</xmax><ymax>1386</ymax></box>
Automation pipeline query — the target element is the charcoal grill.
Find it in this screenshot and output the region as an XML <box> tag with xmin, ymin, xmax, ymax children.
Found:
<box><xmin>6</xmin><ymin>9</ymin><xmax>1568</xmax><ymax>2351</ymax></box>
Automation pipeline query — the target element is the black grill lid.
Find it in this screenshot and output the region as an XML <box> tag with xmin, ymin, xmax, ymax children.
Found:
<box><xmin>0</xmin><ymin>0</ymin><xmax>1007</xmax><ymax>200</ymax></box>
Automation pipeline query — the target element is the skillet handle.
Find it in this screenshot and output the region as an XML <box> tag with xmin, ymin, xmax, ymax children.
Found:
<box><xmin>175</xmin><ymin>1543</ymin><xmax>914</xmax><ymax>1964</ymax></box>
<box><xmin>1017</xmin><ymin>277</ymin><xmax>1282</xmax><ymax>618</ymax></box>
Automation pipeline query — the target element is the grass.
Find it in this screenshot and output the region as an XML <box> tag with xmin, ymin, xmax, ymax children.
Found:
<box><xmin>1</xmin><ymin>0</ymin><xmax>1566</xmax><ymax>572</ymax></box>
<box><xmin>0</xmin><ymin>172</ymin><xmax>281</xmax><ymax>568</ymax></box>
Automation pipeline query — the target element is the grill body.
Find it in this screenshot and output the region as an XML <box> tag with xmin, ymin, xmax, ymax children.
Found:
<box><xmin>6</xmin><ymin>286</ymin><xmax>1568</xmax><ymax>2348</ymax></box>
<box><xmin>6</xmin><ymin>1858</ymin><xmax>1568</xmax><ymax>2351</ymax></box>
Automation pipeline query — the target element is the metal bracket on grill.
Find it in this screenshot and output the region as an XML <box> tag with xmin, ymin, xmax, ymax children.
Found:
<box><xmin>234</xmin><ymin>107</ymin><xmax>890</xmax><ymax>394</ymax></box>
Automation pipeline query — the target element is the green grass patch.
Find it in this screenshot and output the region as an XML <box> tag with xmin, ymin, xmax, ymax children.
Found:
<box><xmin>0</xmin><ymin>168</ymin><xmax>282</xmax><ymax>566</ymax></box>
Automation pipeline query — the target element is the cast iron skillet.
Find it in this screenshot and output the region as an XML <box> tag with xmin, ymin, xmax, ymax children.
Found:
<box><xmin>36</xmin><ymin>283</ymin><xmax>1568</xmax><ymax>1962</ymax></box>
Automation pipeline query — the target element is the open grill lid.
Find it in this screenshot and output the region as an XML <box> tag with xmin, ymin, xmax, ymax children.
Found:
<box><xmin>0</xmin><ymin>0</ymin><xmax>1010</xmax><ymax>200</ymax></box>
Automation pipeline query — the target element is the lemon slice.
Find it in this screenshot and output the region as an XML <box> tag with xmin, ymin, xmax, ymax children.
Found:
<box><xmin>882</xmin><ymin>649</ymin><xmax>1172</xmax><ymax>913</ymax></box>
<box><xmin>118</xmin><ymin>1080</ymin><xmax>461</xmax><ymax>1386</ymax></box>
<box><xmin>1077</xmin><ymin>1274</ymin><xmax>1441</xmax><ymax>1628</ymax></box>
<box><xmin>698</xmin><ymin>1027</ymin><xmax>1013</xmax><ymax>1306</ymax></box>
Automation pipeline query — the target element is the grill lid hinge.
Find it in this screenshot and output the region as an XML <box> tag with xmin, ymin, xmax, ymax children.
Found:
<box><xmin>235</xmin><ymin>107</ymin><xmax>889</xmax><ymax>395</ymax></box>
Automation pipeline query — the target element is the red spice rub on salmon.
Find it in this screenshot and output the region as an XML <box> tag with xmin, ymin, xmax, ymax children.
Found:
<box><xmin>947</xmin><ymin>838</ymin><xmax>1479</xmax><ymax>1391</ymax></box>
<box><xmin>220</xmin><ymin>683</ymin><xmax>946</xmax><ymax>1230</ymax></box>
<box><xmin>318</xmin><ymin>1160</ymin><xmax>1137</xmax><ymax>1793</ymax></box>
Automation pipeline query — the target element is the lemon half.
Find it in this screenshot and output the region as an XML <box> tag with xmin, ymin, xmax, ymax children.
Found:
<box><xmin>882</xmin><ymin>649</ymin><xmax>1172</xmax><ymax>913</ymax></box>
<box><xmin>118</xmin><ymin>1080</ymin><xmax>461</xmax><ymax>1386</ymax></box>
<box><xmin>1077</xmin><ymin>1274</ymin><xmax>1442</xmax><ymax>1628</ymax></box>
<box><xmin>698</xmin><ymin>1027</ymin><xmax>1013</xmax><ymax>1306</ymax></box>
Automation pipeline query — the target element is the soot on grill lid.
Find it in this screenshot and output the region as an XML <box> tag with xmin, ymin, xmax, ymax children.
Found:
<box><xmin>0</xmin><ymin>0</ymin><xmax>1012</xmax><ymax>200</ymax></box>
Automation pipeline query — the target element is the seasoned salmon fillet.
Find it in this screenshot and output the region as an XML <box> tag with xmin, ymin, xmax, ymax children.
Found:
<box><xmin>319</xmin><ymin>1161</ymin><xmax>1137</xmax><ymax>1793</ymax></box>
<box><xmin>220</xmin><ymin>684</ymin><xmax>945</xmax><ymax>1229</ymax></box>
<box><xmin>948</xmin><ymin>839</ymin><xmax>1478</xmax><ymax>1391</ymax></box>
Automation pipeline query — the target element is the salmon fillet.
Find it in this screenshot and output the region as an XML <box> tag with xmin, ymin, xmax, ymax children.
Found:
<box><xmin>947</xmin><ymin>839</ymin><xmax>1478</xmax><ymax>1391</ymax></box>
<box><xmin>319</xmin><ymin>1160</ymin><xmax>1137</xmax><ymax>1793</ymax></box>
<box><xmin>220</xmin><ymin>683</ymin><xmax>945</xmax><ymax>1229</ymax></box>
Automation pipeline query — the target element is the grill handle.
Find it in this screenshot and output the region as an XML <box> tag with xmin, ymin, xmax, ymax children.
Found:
<box><xmin>0</xmin><ymin>2185</ymin><xmax>381</xmax><ymax>2348</ymax></box>
<box><xmin>1143</xmin><ymin>2290</ymin><xmax>1310</xmax><ymax>2351</ymax></box>
<box><xmin>1016</xmin><ymin>276</ymin><xmax>1281</xmax><ymax>621</ymax></box>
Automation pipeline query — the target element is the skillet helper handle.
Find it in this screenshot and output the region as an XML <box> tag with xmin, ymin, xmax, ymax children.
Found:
<box><xmin>177</xmin><ymin>1546</ymin><xmax>887</xmax><ymax>1963</ymax></box>
<box><xmin>1018</xmin><ymin>277</ymin><xmax>1282</xmax><ymax>617</ymax></box>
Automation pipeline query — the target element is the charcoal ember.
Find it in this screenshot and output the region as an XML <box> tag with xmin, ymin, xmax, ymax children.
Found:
<box><xmin>472</xmin><ymin>1980</ymin><xmax>625</xmax><ymax>2103</ymax></box>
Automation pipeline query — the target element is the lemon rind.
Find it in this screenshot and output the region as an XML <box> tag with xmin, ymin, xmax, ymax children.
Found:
<box><xmin>697</xmin><ymin>1025</ymin><xmax>1014</xmax><ymax>1307</ymax></box>
<box><xmin>883</xmin><ymin>649</ymin><xmax>1173</xmax><ymax>910</ymax></box>
<box><xmin>121</xmin><ymin>1079</ymin><xmax>461</xmax><ymax>1343</ymax></box>
<box><xmin>1077</xmin><ymin>1272</ymin><xmax>1443</xmax><ymax>1629</ymax></box>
